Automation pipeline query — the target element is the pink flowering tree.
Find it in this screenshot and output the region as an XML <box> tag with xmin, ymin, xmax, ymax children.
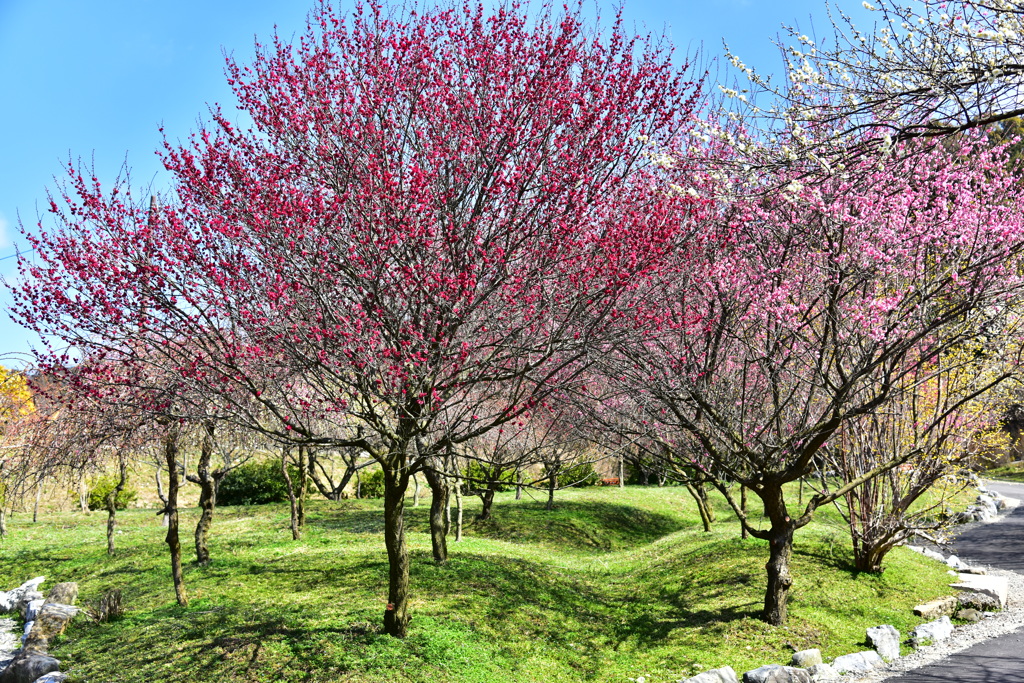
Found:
<box><xmin>612</xmin><ymin>133</ymin><xmax>1024</xmax><ymax>625</ymax></box>
<box><xmin>8</xmin><ymin>0</ymin><xmax>704</xmax><ymax>637</ymax></box>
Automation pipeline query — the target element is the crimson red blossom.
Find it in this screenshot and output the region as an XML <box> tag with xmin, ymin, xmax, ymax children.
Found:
<box><xmin>9</xmin><ymin>0</ymin><xmax>705</xmax><ymax>637</ymax></box>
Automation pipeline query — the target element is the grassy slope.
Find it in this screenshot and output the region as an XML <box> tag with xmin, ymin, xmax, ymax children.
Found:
<box><xmin>0</xmin><ymin>486</ymin><xmax>958</xmax><ymax>683</ymax></box>
<box><xmin>984</xmin><ymin>464</ymin><xmax>1024</xmax><ymax>483</ymax></box>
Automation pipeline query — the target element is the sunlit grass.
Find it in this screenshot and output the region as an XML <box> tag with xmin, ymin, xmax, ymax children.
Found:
<box><xmin>0</xmin><ymin>485</ymin><xmax>959</xmax><ymax>682</ymax></box>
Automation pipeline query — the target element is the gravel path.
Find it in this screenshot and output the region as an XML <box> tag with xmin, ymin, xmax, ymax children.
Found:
<box><xmin>841</xmin><ymin>480</ymin><xmax>1024</xmax><ymax>682</ymax></box>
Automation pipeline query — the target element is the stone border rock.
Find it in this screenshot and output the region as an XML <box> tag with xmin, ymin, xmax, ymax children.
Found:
<box><xmin>0</xmin><ymin>578</ymin><xmax>79</xmax><ymax>683</ymax></box>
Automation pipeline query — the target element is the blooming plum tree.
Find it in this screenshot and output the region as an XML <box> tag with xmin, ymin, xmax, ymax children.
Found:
<box><xmin>613</xmin><ymin>133</ymin><xmax>1024</xmax><ymax>625</ymax></box>
<box><xmin>8</xmin><ymin>0</ymin><xmax>704</xmax><ymax>637</ymax></box>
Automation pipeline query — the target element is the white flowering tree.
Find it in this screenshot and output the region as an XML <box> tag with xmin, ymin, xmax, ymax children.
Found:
<box><xmin>720</xmin><ymin>0</ymin><xmax>1024</xmax><ymax>163</ymax></box>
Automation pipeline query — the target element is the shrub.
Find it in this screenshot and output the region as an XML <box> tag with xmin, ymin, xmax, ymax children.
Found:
<box><xmin>359</xmin><ymin>469</ymin><xmax>386</xmax><ymax>498</ymax></box>
<box><xmin>218</xmin><ymin>459</ymin><xmax>293</xmax><ymax>506</ymax></box>
<box><xmin>87</xmin><ymin>589</ymin><xmax>125</xmax><ymax>623</ymax></box>
<box><xmin>546</xmin><ymin>461</ymin><xmax>599</xmax><ymax>488</ymax></box>
<box><xmin>461</xmin><ymin>460</ymin><xmax>516</xmax><ymax>493</ymax></box>
<box><xmin>87</xmin><ymin>475</ymin><xmax>138</xmax><ymax>511</ymax></box>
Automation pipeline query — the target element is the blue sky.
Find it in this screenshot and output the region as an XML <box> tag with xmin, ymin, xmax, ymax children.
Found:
<box><xmin>0</xmin><ymin>0</ymin><xmax>871</xmax><ymax>362</ymax></box>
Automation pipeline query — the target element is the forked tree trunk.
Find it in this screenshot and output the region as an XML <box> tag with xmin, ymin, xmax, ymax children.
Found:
<box><xmin>106</xmin><ymin>459</ymin><xmax>128</xmax><ymax>555</ymax></box>
<box><xmin>685</xmin><ymin>482</ymin><xmax>712</xmax><ymax>533</ymax></box>
<box><xmin>191</xmin><ymin>421</ymin><xmax>217</xmax><ymax>563</ymax></box>
<box><xmin>423</xmin><ymin>467</ymin><xmax>449</xmax><ymax>564</ymax></box>
<box><xmin>477</xmin><ymin>487</ymin><xmax>495</xmax><ymax>521</ymax></box>
<box><xmin>382</xmin><ymin>469</ymin><xmax>411</xmax><ymax>637</ymax></box>
<box><xmin>162</xmin><ymin>425</ymin><xmax>187</xmax><ymax>606</ymax></box>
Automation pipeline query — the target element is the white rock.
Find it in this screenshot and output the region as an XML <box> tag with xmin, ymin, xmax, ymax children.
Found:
<box><xmin>790</xmin><ymin>649</ymin><xmax>822</xmax><ymax>668</ymax></box>
<box><xmin>682</xmin><ymin>666</ymin><xmax>738</xmax><ymax>683</ymax></box>
<box><xmin>866</xmin><ymin>624</ymin><xmax>901</xmax><ymax>661</ymax></box>
<box><xmin>922</xmin><ymin>548</ymin><xmax>945</xmax><ymax>562</ymax></box>
<box><xmin>912</xmin><ymin>616</ymin><xmax>954</xmax><ymax>644</ymax></box>
<box><xmin>945</xmin><ymin>555</ymin><xmax>964</xmax><ymax>569</ymax></box>
<box><xmin>22</xmin><ymin>598</ymin><xmax>43</xmax><ymax>622</ymax></box>
<box><xmin>742</xmin><ymin>665</ymin><xmax>810</xmax><ymax>683</ymax></box>
<box><xmin>32</xmin><ymin>674</ymin><xmax>68</xmax><ymax>683</ymax></box>
<box><xmin>832</xmin><ymin>651</ymin><xmax>883</xmax><ymax>674</ymax></box>
<box><xmin>951</xmin><ymin>574</ymin><xmax>1008</xmax><ymax>609</ymax></box>
<box><xmin>805</xmin><ymin>663</ymin><xmax>837</xmax><ymax>682</ymax></box>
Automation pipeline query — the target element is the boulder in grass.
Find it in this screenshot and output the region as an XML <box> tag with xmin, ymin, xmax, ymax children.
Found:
<box><xmin>44</xmin><ymin>584</ymin><xmax>77</xmax><ymax>607</ymax></box>
<box><xmin>0</xmin><ymin>653</ymin><xmax>60</xmax><ymax>683</ymax></box>
<box><xmin>23</xmin><ymin>604</ymin><xmax>79</xmax><ymax>654</ymax></box>
<box><xmin>913</xmin><ymin>596</ymin><xmax>958</xmax><ymax>619</ymax></box>
<box><xmin>911</xmin><ymin>616</ymin><xmax>954</xmax><ymax>646</ymax></box>
<box><xmin>790</xmin><ymin>649</ymin><xmax>822</xmax><ymax>668</ymax></box>
<box><xmin>956</xmin><ymin>608</ymin><xmax>983</xmax><ymax>623</ymax></box>
<box><xmin>832</xmin><ymin>651</ymin><xmax>883</xmax><ymax>674</ymax></box>
<box><xmin>682</xmin><ymin>666</ymin><xmax>739</xmax><ymax>683</ymax></box>
<box><xmin>866</xmin><ymin>625</ymin><xmax>901</xmax><ymax>661</ymax></box>
<box><xmin>742</xmin><ymin>665</ymin><xmax>811</xmax><ymax>683</ymax></box>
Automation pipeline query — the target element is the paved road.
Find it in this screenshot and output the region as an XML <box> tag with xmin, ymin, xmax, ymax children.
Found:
<box><xmin>888</xmin><ymin>480</ymin><xmax>1024</xmax><ymax>682</ymax></box>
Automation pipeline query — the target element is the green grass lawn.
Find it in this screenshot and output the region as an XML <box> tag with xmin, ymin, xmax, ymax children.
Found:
<box><xmin>984</xmin><ymin>463</ymin><xmax>1024</xmax><ymax>483</ymax></box>
<box><xmin>0</xmin><ymin>485</ymin><xmax>960</xmax><ymax>682</ymax></box>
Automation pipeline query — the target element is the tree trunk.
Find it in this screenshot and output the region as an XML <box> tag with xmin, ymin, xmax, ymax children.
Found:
<box><xmin>763</xmin><ymin>522</ymin><xmax>795</xmax><ymax>625</ymax></box>
<box><xmin>297</xmin><ymin>448</ymin><xmax>307</xmax><ymax>529</ymax></box>
<box><xmin>33</xmin><ymin>480</ymin><xmax>42</xmax><ymax>523</ymax></box>
<box><xmin>307</xmin><ymin>451</ymin><xmax>357</xmax><ymax>501</ymax></box>
<box><xmin>546</xmin><ymin>472</ymin><xmax>556</xmax><ymax>510</ymax></box>
<box><xmin>422</xmin><ymin>467</ymin><xmax>449</xmax><ymax>564</ymax></box>
<box><xmin>759</xmin><ymin>485</ymin><xmax>796</xmax><ymax>626</ymax></box>
<box><xmin>155</xmin><ymin>466</ymin><xmax>169</xmax><ymax>526</ymax></box>
<box><xmin>454</xmin><ymin>478</ymin><xmax>463</xmax><ymax>542</ymax></box>
<box><xmin>685</xmin><ymin>482</ymin><xmax>712</xmax><ymax>533</ymax></box>
<box><xmin>163</xmin><ymin>425</ymin><xmax>187</xmax><ymax>606</ymax></box>
<box><xmin>282</xmin><ymin>448</ymin><xmax>301</xmax><ymax>541</ymax></box>
<box><xmin>477</xmin><ymin>487</ymin><xmax>495</xmax><ymax>521</ymax></box>
<box><xmin>412</xmin><ymin>473</ymin><xmax>420</xmax><ymax>507</ymax></box>
<box><xmin>740</xmin><ymin>486</ymin><xmax>749</xmax><ymax>540</ymax></box>
<box><xmin>106</xmin><ymin>459</ymin><xmax>128</xmax><ymax>556</ymax></box>
<box><xmin>192</xmin><ymin>421</ymin><xmax>217</xmax><ymax>564</ymax></box>
<box><xmin>382</xmin><ymin>469</ymin><xmax>411</xmax><ymax>637</ymax></box>
<box><xmin>79</xmin><ymin>470</ymin><xmax>89</xmax><ymax>513</ymax></box>
<box><xmin>515</xmin><ymin>469</ymin><xmax>523</xmax><ymax>500</ymax></box>
<box><xmin>0</xmin><ymin>508</ymin><xmax>7</xmax><ymax>539</ymax></box>
<box><xmin>619</xmin><ymin>454</ymin><xmax>625</xmax><ymax>488</ymax></box>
